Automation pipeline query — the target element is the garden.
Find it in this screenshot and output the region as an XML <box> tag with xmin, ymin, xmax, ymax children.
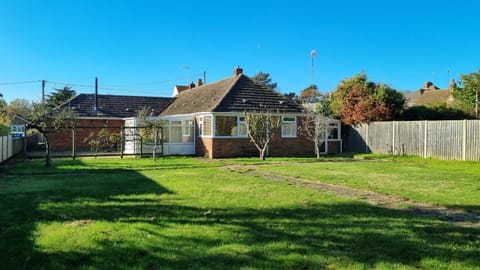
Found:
<box><xmin>0</xmin><ymin>155</ymin><xmax>479</xmax><ymax>269</ymax></box>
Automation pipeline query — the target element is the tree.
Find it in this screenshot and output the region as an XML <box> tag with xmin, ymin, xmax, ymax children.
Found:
<box><xmin>244</xmin><ymin>111</ymin><xmax>282</xmax><ymax>160</ymax></box>
<box><xmin>27</xmin><ymin>103</ymin><xmax>76</xmax><ymax>167</ymax></box>
<box><xmin>299</xmin><ymin>111</ymin><xmax>336</xmax><ymax>158</ymax></box>
<box><xmin>137</xmin><ymin>106</ymin><xmax>164</xmax><ymax>160</ymax></box>
<box><xmin>299</xmin><ymin>84</ymin><xmax>322</xmax><ymax>103</ymax></box>
<box><xmin>251</xmin><ymin>71</ymin><xmax>278</xmax><ymax>91</ymax></box>
<box><xmin>331</xmin><ymin>73</ymin><xmax>405</xmax><ymax>125</ymax></box>
<box><xmin>284</xmin><ymin>92</ymin><xmax>300</xmax><ymax>103</ymax></box>
<box><xmin>9</xmin><ymin>98</ymin><xmax>32</xmax><ymax>117</ymax></box>
<box><xmin>454</xmin><ymin>70</ymin><xmax>480</xmax><ymax>117</ymax></box>
<box><xmin>84</xmin><ymin>128</ymin><xmax>121</xmax><ymax>158</ymax></box>
<box><xmin>46</xmin><ymin>86</ymin><xmax>76</xmax><ymax>109</ymax></box>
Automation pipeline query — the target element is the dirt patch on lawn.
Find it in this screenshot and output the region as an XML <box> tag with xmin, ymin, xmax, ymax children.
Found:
<box><xmin>226</xmin><ymin>164</ymin><xmax>480</xmax><ymax>228</ymax></box>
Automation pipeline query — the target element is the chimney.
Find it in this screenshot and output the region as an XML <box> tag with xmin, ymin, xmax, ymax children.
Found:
<box><xmin>233</xmin><ymin>66</ymin><xmax>243</xmax><ymax>76</ymax></box>
<box><xmin>94</xmin><ymin>77</ymin><xmax>98</xmax><ymax>111</ymax></box>
<box><xmin>189</xmin><ymin>81</ymin><xmax>196</xmax><ymax>89</ymax></box>
<box><xmin>197</xmin><ymin>78</ymin><xmax>203</xmax><ymax>87</ymax></box>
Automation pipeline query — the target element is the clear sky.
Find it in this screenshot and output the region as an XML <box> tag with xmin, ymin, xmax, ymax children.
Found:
<box><xmin>0</xmin><ymin>0</ymin><xmax>479</xmax><ymax>103</ymax></box>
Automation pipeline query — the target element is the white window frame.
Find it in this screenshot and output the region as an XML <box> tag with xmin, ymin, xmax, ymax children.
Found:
<box><xmin>214</xmin><ymin>114</ymin><xmax>249</xmax><ymax>138</ymax></box>
<box><xmin>198</xmin><ymin>115</ymin><xmax>213</xmax><ymax>137</ymax></box>
<box><xmin>281</xmin><ymin>115</ymin><xmax>297</xmax><ymax>138</ymax></box>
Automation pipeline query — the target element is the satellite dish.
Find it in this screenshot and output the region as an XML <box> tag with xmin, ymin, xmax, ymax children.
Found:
<box><xmin>310</xmin><ymin>49</ymin><xmax>317</xmax><ymax>58</ymax></box>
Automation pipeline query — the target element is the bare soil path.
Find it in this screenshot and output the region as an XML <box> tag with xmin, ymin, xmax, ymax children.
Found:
<box><xmin>226</xmin><ymin>164</ymin><xmax>480</xmax><ymax>228</ymax></box>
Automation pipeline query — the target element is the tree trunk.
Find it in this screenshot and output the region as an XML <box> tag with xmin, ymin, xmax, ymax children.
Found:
<box><xmin>44</xmin><ymin>134</ymin><xmax>51</xmax><ymax>167</ymax></box>
<box><xmin>152</xmin><ymin>128</ymin><xmax>158</xmax><ymax>161</ymax></box>
<box><xmin>314</xmin><ymin>140</ymin><xmax>320</xmax><ymax>159</ymax></box>
<box><xmin>259</xmin><ymin>147</ymin><xmax>266</xmax><ymax>160</ymax></box>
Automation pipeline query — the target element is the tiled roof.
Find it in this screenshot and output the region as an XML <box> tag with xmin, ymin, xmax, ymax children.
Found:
<box><xmin>59</xmin><ymin>94</ymin><xmax>173</xmax><ymax>118</ymax></box>
<box><xmin>161</xmin><ymin>74</ymin><xmax>303</xmax><ymax>115</ymax></box>
<box><xmin>406</xmin><ymin>89</ymin><xmax>452</xmax><ymax>107</ymax></box>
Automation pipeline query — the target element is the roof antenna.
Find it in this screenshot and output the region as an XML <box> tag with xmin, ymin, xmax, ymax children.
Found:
<box><xmin>183</xmin><ymin>65</ymin><xmax>192</xmax><ymax>84</ymax></box>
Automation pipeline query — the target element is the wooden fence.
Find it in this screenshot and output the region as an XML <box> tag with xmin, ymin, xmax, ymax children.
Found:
<box><xmin>0</xmin><ymin>135</ymin><xmax>24</xmax><ymax>164</ymax></box>
<box><xmin>345</xmin><ymin>120</ymin><xmax>480</xmax><ymax>161</ymax></box>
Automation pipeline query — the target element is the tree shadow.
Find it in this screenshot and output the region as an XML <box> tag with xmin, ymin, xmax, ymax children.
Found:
<box><xmin>0</xmin><ymin>159</ymin><xmax>174</xmax><ymax>269</ymax></box>
<box><xmin>1</xmin><ymin>161</ymin><xmax>480</xmax><ymax>269</ymax></box>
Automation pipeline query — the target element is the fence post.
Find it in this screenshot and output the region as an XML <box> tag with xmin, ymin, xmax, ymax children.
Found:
<box><xmin>423</xmin><ymin>120</ymin><xmax>428</xmax><ymax>158</ymax></box>
<box><xmin>72</xmin><ymin>128</ymin><xmax>76</xmax><ymax>161</ymax></box>
<box><xmin>7</xmin><ymin>135</ymin><xmax>10</xmax><ymax>161</ymax></box>
<box><xmin>120</xmin><ymin>126</ymin><xmax>124</xmax><ymax>159</ymax></box>
<box><xmin>463</xmin><ymin>119</ymin><xmax>467</xmax><ymax>161</ymax></box>
<box><xmin>23</xmin><ymin>136</ymin><xmax>27</xmax><ymax>161</ymax></box>
<box><xmin>365</xmin><ymin>124</ymin><xmax>369</xmax><ymax>153</ymax></box>
<box><xmin>392</xmin><ymin>121</ymin><xmax>396</xmax><ymax>155</ymax></box>
<box><xmin>1</xmin><ymin>136</ymin><xmax>3</xmax><ymax>163</ymax></box>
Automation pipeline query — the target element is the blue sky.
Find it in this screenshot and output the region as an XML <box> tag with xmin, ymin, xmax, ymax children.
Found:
<box><xmin>0</xmin><ymin>0</ymin><xmax>479</xmax><ymax>103</ymax></box>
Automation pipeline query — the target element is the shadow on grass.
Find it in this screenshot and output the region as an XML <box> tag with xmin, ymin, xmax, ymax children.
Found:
<box><xmin>0</xmin><ymin>159</ymin><xmax>174</xmax><ymax>269</ymax></box>
<box><xmin>1</xmin><ymin>160</ymin><xmax>480</xmax><ymax>269</ymax></box>
<box><xmin>20</xmin><ymin>203</ymin><xmax>480</xmax><ymax>269</ymax></box>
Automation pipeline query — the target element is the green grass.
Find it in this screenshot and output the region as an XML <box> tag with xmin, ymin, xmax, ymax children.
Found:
<box><xmin>259</xmin><ymin>154</ymin><xmax>480</xmax><ymax>214</ymax></box>
<box><xmin>1</xmin><ymin>156</ymin><xmax>479</xmax><ymax>269</ymax></box>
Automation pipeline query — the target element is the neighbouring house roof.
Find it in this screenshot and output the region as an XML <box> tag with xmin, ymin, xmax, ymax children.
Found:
<box><xmin>161</xmin><ymin>73</ymin><xmax>303</xmax><ymax>116</ymax></box>
<box><xmin>405</xmin><ymin>81</ymin><xmax>453</xmax><ymax>107</ymax></box>
<box><xmin>58</xmin><ymin>94</ymin><xmax>173</xmax><ymax>118</ymax></box>
<box><xmin>172</xmin><ymin>85</ymin><xmax>190</xmax><ymax>97</ymax></box>
<box><xmin>407</xmin><ymin>90</ymin><xmax>452</xmax><ymax>106</ymax></box>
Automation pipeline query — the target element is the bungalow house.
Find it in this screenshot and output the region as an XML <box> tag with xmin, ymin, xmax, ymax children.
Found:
<box><xmin>47</xmin><ymin>66</ymin><xmax>341</xmax><ymax>157</ymax></box>
<box><xmin>123</xmin><ymin>67</ymin><xmax>341</xmax><ymax>158</ymax></box>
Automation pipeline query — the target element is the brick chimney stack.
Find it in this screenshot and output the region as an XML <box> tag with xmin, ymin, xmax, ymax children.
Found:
<box><xmin>197</xmin><ymin>78</ymin><xmax>203</xmax><ymax>87</ymax></box>
<box><xmin>233</xmin><ymin>66</ymin><xmax>243</xmax><ymax>77</ymax></box>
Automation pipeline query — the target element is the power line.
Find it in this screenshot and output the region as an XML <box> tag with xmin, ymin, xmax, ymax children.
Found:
<box><xmin>0</xmin><ymin>80</ymin><xmax>41</xmax><ymax>86</ymax></box>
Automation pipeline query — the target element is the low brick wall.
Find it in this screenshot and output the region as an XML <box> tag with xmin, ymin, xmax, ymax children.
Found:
<box><xmin>48</xmin><ymin>119</ymin><xmax>124</xmax><ymax>151</ymax></box>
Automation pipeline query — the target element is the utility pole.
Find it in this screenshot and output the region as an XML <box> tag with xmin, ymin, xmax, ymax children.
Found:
<box><xmin>203</xmin><ymin>70</ymin><xmax>207</xmax><ymax>84</ymax></box>
<box><xmin>310</xmin><ymin>50</ymin><xmax>317</xmax><ymax>85</ymax></box>
<box><xmin>41</xmin><ymin>80</ymin><xmax>46</xmax><ymax>104</ymax></box>
<box><xmin>476</xmin><ymin>88</ymin><xmax>478</xmax><ymax>118</ymax></box>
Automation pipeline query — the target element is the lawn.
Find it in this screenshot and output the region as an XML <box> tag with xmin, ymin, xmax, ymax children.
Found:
<box><xmin>259</xmin><ymin>155</ymin><xmax>480</xmax><ymax>214</ymax></box>
<box><xmin>0</xmin><ymin>156</ymin><xmax>479</xmax><ymax>269</ymax></box>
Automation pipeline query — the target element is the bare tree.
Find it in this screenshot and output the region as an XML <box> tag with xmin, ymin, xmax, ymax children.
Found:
<box><xmin>137</xmin><ymin>107</ymin><xmax>164</xmax><ymax>161</ymax></box>
<box><xmin>27</xmin><ymin>104</ymin><xmax>76</xmax><ymax>167</ymax></box>
<box><xmin>244</xmin><ymin>111</ymin><xmax>282</xmax><ymax>160</ymax></box>
<box><xmin>299</xmin><ymin>111</ymin><xmax>335</xmax><ymax>158</ymax></box>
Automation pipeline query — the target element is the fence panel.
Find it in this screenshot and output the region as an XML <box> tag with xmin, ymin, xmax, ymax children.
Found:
<box><xmin>466</xmin><ymin>120</ymin><xmax>480</xmax><ymax>161</ymax></box>
<box><xmin>368</xmin><ymin>122</ymin><xmax>393</xmax><ymax>154</ymax></box>
<box><xmin>426</xmin><ymin>121</ymin><xmax>463</xmax><ymax>160</ymax></box>
<box><xmin>0</xmin><ymin>135</ymin><xmax>23</xmax><ymax>164</ymax></box>
<box><xmin>344</xmin><ymin>124</ymin><xmax>368</xmax><ymax>153</ymax></box>
<box><xmin>347</xmin><ymin>120</ymin><xmax>480</xmax><ymax>161</ymax></box>
<box><xmin>395</xmin><ymin>121</ymin><xmax>425</xmax><ymax>156</ymax></box>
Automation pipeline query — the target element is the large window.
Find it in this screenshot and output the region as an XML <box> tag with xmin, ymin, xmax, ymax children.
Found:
<box><xmin>170</xmin><ymin>121</ymin><xmax>182</xmax><ymax>143</ymax></box>
<box><xmin>215</xmin><ymin>115</ymin><xmax>248</xmax><ymax>137</ymax></box>
<box><xmin>215</xmin><ymin>116</ymin><xmax>237</xmax><ymax>136</ymax></box>
<box><xmin>282</xmin><ymin>116</ymin><xmax>297</xmax><ymax>138</ymax></box>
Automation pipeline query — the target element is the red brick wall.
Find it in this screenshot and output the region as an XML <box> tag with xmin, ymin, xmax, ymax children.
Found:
<box><xmin>196</xmin><ymin>137</ymin><xmax>213</xmax><ymax>157</ymax></box>
<box><xmin>193</xmin><ymin>115</ymin><xmax>336</xmax><ymax>158</ymax></box>
<box><xmin>48</xmin><ymin>119</ymin><xmax>124</xmax><ymax>151</ymax></box>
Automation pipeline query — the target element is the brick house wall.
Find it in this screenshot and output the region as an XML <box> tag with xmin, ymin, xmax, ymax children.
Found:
<box><xmin>194</xmin><ymin>116</ymin><xmax>316</xmax><ymax>158</ymax></box>
<box><xmin>48</xmin><ymin>119</ymin><xmax>124</xmax><ymax>151</ymax></box>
